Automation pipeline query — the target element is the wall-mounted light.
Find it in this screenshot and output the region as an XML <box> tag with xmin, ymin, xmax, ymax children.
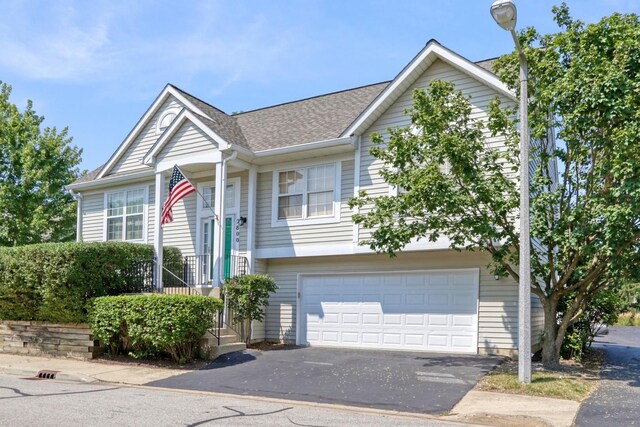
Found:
<box><xmin>238</xmin><ymin>216</ymin><xmax>247</xmax><ymax>226</ymax></box>
<box><xmin>494</xmin><ymin>274</ymin><xmax>500</xmax><ymax>281</ymax></box>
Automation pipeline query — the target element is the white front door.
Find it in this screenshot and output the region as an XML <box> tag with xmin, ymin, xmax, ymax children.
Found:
<box><xmin>298</xmin><ymin>270</ymin><xmax>479</xmax><ymax>353</ymax></box>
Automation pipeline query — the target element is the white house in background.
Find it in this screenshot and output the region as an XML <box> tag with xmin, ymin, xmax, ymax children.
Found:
<box><xmin>67</xmin><ymin>39</ymin><xmax>543</xmax><ymax>356</ymax></box>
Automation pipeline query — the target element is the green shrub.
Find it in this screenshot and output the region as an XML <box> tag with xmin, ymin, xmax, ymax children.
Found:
<box><xmin>90</xmin><ymin>294</ymin><xmax>222</xmax><ymax>363</ymax></box>
<box><xmin>0</xmin><ymin>242</ymin><xmax>181</xmax><ymax>323</ymax></box>
<box><xmin>223</xmin><ymin>274</ymin><xmax>278</xmax><ymax>344</ymax></box>
<box><xmin>560</xmin><ymin>290</ymin><xmax>622</xmax><ymax>361</ymax></box>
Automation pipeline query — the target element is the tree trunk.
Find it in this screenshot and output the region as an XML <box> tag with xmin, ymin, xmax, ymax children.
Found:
<box><xmin>541</xmin><ymin>299</ymin><xmax>562</xmax><ymax>369</ymax></box>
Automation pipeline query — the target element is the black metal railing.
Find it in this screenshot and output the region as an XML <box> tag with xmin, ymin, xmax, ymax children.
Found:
<box><xmin>123</xmin><ymin>254</ymin><xmax>250</xmax><ymax>292</ymax></box>
<box><xmin>122</xmin><ymin>259</ymin><xmax>155</xmax><ymax>293</ymax></box>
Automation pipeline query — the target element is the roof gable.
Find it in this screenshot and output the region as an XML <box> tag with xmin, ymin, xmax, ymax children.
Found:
<box><xmin>341</xmin><ymin>40</ymin><xmax>515</xmax><ymax>138</ymax></box>
<box><xmin>97</xmin><ymin>85</ymin><xmax>241</xmax><ymax>179</ymax></box>
<box><xmin>143</xmin><ymin>109</ymin><xmax>231</xmax><ymax>166</ymax></box>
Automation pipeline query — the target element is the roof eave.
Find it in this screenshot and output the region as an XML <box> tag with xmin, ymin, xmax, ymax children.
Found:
<box><xmin>65</xmin><ymin>169</ymin><xmax>156</xmax><ymax>192</ymax></box>
<box><xmin>341</xmin><ymin>40</ymin><xmax>516</xmax><ymax>138</ymax></box>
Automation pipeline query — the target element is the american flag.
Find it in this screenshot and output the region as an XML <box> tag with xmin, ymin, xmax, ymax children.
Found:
<box><xmin>161</xmin><ymin>166</ymin><xmax>196</xmax><ymax>227</ymax></box>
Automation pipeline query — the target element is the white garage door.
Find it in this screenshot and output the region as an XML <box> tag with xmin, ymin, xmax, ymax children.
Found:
<box><xmin>298</xmin><ymin>269</ymin><xmax>479</xmax><ymax>353</ymax></box>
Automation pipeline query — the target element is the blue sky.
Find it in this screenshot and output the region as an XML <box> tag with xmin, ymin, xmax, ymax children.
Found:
<box><xmin>1</xmin><ymin>0</ymin><xmax>637</xmax><ymax>173</ymax></box>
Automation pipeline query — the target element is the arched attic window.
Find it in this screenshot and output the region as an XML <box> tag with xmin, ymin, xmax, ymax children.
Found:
<box><xmin>156</xmin><ymin>109</ymin><xmax>180</xmax><ymax>134</ymax></box>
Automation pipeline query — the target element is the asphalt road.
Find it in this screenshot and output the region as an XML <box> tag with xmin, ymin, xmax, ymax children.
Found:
<box><xmin>148</xmin><ymin>346</ymin><xmax>503</xmax><ymax>414</ymax></box>
<box><xmin>575</xmin><ymin>326</ymin><xmax>640</xmax><ymax>427</ymax></box>
<box><xmin>0</xmin><ymin>374</ymin><xmax>467</xmax><ymax>427</ymax></box>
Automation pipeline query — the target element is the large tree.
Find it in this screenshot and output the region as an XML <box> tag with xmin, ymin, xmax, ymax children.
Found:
<box><xmin>350</xmin><ymin>5</ymin><xmax>640</xmax><ymax>368</ymax></box>
<box><xmin>0</xmin><ymin>82</ymin><xmax>83</xmax><ymax>246</ymax></box>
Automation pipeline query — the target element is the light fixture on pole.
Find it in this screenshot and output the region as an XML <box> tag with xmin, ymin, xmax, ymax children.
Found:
<box><xmin>490</xmin><ymin>0</ymin><xmax>531</xmax><ymax>384</ymax></box>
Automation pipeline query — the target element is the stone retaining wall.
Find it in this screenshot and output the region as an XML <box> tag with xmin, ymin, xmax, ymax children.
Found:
<box><xmin>0</xmin><ymin>321</ymin><xmax>99</xmax><ymax>359</ymax></box>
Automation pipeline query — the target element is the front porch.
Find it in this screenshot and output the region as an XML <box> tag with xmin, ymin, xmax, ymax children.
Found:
<box><xmin>151</xmin><ymin>154</ymin><xmax>256</xmax><ymax>292</ymax></box>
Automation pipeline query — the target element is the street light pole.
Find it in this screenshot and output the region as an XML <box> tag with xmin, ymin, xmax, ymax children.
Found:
<box><xmin>490</xmin><ymin>0</ymin><xmax>531</xmax><ymax>384</ymax></box>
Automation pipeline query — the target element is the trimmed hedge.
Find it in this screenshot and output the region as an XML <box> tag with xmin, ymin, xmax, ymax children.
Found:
<box><xmin>90</xmin><ymin>294</ymin><xmax>223</xmax><ymax>363</ymax></box>
<box><xmin>0</xmin><ymin>242</ymin><xmax>181</xmax><ymax>323</ymax></box>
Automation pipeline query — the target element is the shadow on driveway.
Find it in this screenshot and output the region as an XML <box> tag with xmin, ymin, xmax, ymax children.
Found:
<box><xmin>148</xmin><ymin>347</ymin><xmax>503</xmax><ymax>414</ymax></box>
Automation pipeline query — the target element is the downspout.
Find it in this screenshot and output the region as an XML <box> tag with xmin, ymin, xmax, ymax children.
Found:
<box><xmin>69</xmin><ymin>189</ymin><xmax>83</xmax><ymax>242</ymax></box>
<box><xmin>217</xmin><ymin>150</ymin><xmax>238</xmax><ymax>286</ymax></box>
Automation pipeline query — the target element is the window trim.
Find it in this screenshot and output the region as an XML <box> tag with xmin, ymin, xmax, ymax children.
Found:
<box><xmin>103</xmin><ymin>185</ymin><xmax>149</xmax><ymax>243</ymax></box>
<box><xmin>271</xmin><ymin>161</ymin><xmax>341</xmax><ymax>228</ymax></box>
<box><xmin>156</xmin><ymin>108</ymin><xmax>180</xmax><ymax>135</ymax></box>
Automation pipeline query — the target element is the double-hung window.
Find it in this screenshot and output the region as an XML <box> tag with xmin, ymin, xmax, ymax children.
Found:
<box><xmin>106</xmin><ymin>188</ymin><xmax>146</xmax><ymax>241</ymax></box>
<box><xmin>275</xmin><ymin>163</ymin><xmax>337</xmax><ymax>224</ymax></box>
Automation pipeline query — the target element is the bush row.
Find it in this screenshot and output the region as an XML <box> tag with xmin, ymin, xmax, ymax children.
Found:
<box><xmin>90</xmin><ymin>294</ymin><xmax>222</xmax><ymax>363</ymax></box>
<box><xmin>0</xmin><ymin>242</ymin><xmax>181</xmax><ymax>323</ymax></box>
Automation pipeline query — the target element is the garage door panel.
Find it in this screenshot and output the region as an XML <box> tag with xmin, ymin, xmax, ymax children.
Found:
<box><xmin>362</xmin><ymin>314</ymin><xmax>381</xmax><ymax>325</ymax></box>
<box><xmin>300</xmin><ymin>271</ymin><xmax>478</xmax><ymax>353</ymax></box>
<box><xmin>427</xmin><ymin>314</ymin><xmax>449</xmax><ymax>327</ymax></box>
<box><xmin>383</xmin><ymin>314</ymin><xmax>402</xmax><ymax>326</ymax></box>
<box><xmin>405</xmin><ymin>314</ymin><xmax>426</xmax><ymax>326</ymax></box>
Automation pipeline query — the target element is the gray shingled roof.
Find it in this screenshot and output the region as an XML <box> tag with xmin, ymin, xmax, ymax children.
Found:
<box><xmin>234</xmin><ymin>82</ymin><xmax>389</xmax><ymax>151</ymax></box>
<box><xmin>476</xmin><ymin>57</ymin><xmax>498</xmax><ymax>73</ymax></box>
<box><xmin>73</xmin><ymin>165</ymin><xmax>103</xmax><ymax>184</ymax></box>
<box><xmin>72</xmin><ymin>55</ymin><xmax>499</xmax><ymax>186</ymax></box>
<box><xmin>169</xmin><ymin>85</ymin><xmax>250</xmax><ymax>150</ymax></box>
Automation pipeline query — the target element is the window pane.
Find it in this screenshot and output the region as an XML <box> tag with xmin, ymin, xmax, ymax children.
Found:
<box><xmin>125</xmin><ymin>215</ymin><xmax>143</xmax><ymax>240</ymax></box>
<box><xmin>308</xmin><ymin>191</ymin><xmax>334</xmax><ymax>217</ymax></box>
<box><xmin>279</xmin><ymin>170</ymin><xmax>304</xmax><ymax>194</ymax></box>
<box><xmin>308</xmin><ymin>165</ymin><xmax>334</xmax><ymax>192</ymax></box>
<box><xmin>107</xmin><ymin>192</ymin><xmax>124</xmax><ymax>217</ymax></box>
<box><xmin>225</xmin><ymin>184</ymin><xmax>235</xmax><ymax>208</ymax></box>
<box><xmin>203</xmin><ymin>187</ymin><xmax>214</xmax><ymax>209</ymax></box>
<box><xmin>126</xmin><ymin>189</ymin><xmax>144</xmax><ymax>215</ymax></box>
<box><xmin>107</xmin><ymin>217</ymin><xmax>123</xmax><ymax>241</ymax></box>
<box><xmin>278</xmin><ymin>195</ymin><xmax>302</xmax><ymax>219</ymax></box>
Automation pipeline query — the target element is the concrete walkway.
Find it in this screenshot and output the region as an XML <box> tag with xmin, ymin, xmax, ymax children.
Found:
<box><xmin>0</xmin><ymin>354</ymin><xmax>187</xmax><ymax>385</ymax></box>
<box><xmin>0</xmin><ymin>352</ymin><xmax>583</xmax><ymax>426</ymax></box>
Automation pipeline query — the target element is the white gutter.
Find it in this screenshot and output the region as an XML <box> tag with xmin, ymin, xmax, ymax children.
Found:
<box><xmin>66</xmin><ymin>169</ymin><xmax>155</xmax><ymax>191</ymax></box>
<box><xmin>253</xmin><ymin>136</ymin><xmax>353</xmax><ymax>158</ymax></box>
<box><xmin>69</xmin><ymin>189</ymin><xmax>83</xmax><ymax>242</ymax></box>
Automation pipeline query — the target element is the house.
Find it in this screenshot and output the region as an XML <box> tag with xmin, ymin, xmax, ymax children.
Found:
<box><xmin>67</xmin><ymin>39</ymin><xmax>544</xmax><ymax>356</ymax></box>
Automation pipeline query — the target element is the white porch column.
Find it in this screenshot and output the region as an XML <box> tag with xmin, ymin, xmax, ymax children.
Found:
<box><xmin>212</xmin><ymin>159</ymin><xmax>227</xmax><ymax>287</ymax></box>
<box><xmin>75</xmin><ymin>192</ymin><xmax>83</xmax><ymax>242</ymax></box>
<box><xmin>153</xmin><ymin>170</ymin><xmax>165</xmax><ymax>291</ymax></box>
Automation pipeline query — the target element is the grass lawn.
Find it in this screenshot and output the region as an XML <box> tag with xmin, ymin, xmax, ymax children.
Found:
<box><xmin>476</xmin><ymin>350</ymin><xmax>602</xmax><ymax>401</ymax></box>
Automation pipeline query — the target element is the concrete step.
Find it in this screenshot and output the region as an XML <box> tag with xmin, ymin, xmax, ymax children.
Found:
<box><xmin>219</xmin><ymin>335</ymin><xmax>239</xmax><ymax>345</ymax></box>
<box><xmin>209</xmin><ymin>342</ymin><xmax>246</xmax><ymax>360</ymax></box>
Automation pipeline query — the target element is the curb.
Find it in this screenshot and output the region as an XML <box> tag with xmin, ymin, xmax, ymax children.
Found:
<box><xmin>3</xmin><ymin>367</ymin><xmax>98</xmax><ymax>384</ymax></box>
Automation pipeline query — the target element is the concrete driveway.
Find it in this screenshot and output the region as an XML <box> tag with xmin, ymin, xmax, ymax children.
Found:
<box><xmin>147</xmin><ymin>347</ymin><xmax>503</xmax><ymax>414</ymax></box>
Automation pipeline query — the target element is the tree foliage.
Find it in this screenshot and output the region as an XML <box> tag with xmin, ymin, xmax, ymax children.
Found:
<box><xmin>350</xmin><ymin>5</ymin><xmax>640</xmax><ymax>368</ymax></box>
<box><xmin>223</xmin><ymin>274</ymin><xmax>278</xmax><ymax>344</ymax></box>
<box><xmin>0</xmin><ymin>82</ymin><xmax>82</xmax><ymax>246</ymax></box>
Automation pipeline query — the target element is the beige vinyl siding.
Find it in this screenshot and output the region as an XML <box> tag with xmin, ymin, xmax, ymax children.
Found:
<box><xmin>358</xmin><ymin>59</ymin><xmax>515</xmax><ymax>242</ymax></box>
<box><xmin>162</xmin><ymin>191</ymin><xmax>197</xmax><ymax>256</ymax></box>
<box><xmin>255</xmin><ymin>158</ymin><xmax>355</xmax><ymax>250</ymax></box>
<box><xmin>156</xmin><ymin>122</ymin><xmax>217</xmax><ymax>165</ymax></box>
<box><xmin>147</xmin><ymin>183</ymin><xmax>156</xmax><ymax>244</ymax></box>
<box><xmin>81</xmin><ymin>192</ymin><xmax>104</xmax><ymax>241</ymax></box>
<box><xmin>109</xmin><ymin>97</ymin><xmax>183</xmax><ymax>175</ymax></box>
<box><xmin>264</xmin><ymin>250</ymin><xmax>518</xmax><ymax>352</ymax></box>
<box><xmin>531</xmin><ymin>294</ymin><xmax>544</xmax><ymax>347</ymax></box>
